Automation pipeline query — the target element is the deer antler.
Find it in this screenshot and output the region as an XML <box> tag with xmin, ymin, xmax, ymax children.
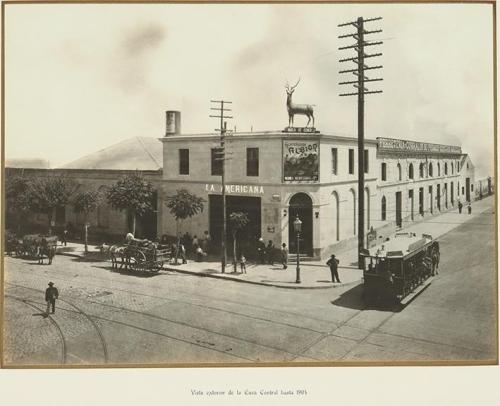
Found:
<box><xmin>285</xmin><ymin>80</ymin><xmax>290</xmax><ymax>91</ymax></box>
<box><xmin>291</xmin><ymin>77</ymin><xmax>301</xmax><ymax>91</ymax></box>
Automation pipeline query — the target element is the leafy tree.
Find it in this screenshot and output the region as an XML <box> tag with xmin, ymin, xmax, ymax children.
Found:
<box><xmin>106</xmin><ymin>173</ymin><xmax>154</xmax><ymax>235</ymax></box>
<box><xmin>165</xmin><ymin>189</ymin><xmax>205</xmax><ymax>264</ymax></box>
<box><xmin>24</xmin><ymin>176</ymin><xmax>78</xmax><ymax>234</ymax></box>
<box><xmin>73</xmin><ymin>189</ymin><xmax>103</xmax><ymax>252</ymax></box>
<box><xmin>4</xmin><ymin>175</ymin><xmax>31</xmax><ymax>234</ymax></box>
<box><xmin>229</xmin><ymin>211</ymin><xmax>250</xmax><ymax>271</ymax></box>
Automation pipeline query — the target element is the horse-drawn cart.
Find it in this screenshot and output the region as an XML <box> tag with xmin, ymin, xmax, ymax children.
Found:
<box><xmin>16</xmin><ymin>234</ymin><xmax>58</xmax><ymax>264</ymax></box>
<box><xmin>111</xmin><ymin>239</ymin><xmax>171</xmax><ymax>273</ymax></box>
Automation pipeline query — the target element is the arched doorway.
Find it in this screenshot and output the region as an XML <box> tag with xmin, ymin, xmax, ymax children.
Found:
<box><xmin>349</xmin><ymin>189</ymin><xmax>356</xmax><ymax>235</ymax></box>
<box><xmin>289</xmin><ymin>193</ymin><xmax>313</xmax><ymax>255</ymax></box>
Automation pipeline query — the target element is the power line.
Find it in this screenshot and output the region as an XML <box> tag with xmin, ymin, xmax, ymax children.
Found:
<box><xmin>338</xmin><ymin>16</ymin><xmax>383</xmax><ymax>268</ymax></box>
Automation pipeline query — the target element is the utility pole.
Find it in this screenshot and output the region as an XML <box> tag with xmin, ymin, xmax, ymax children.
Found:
<box><xmin>210</xmin><ymin>100</ymin><xmax>233</xmax><ymax>274</ymax></box>
<box><xmin>338</xmin><ymin>17</ymin><xmax>383</xmax><ymax>268</ymax></box>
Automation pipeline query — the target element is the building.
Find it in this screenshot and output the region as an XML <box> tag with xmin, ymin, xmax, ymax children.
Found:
<box><xmin>160</xmin><ymin>118</ymin><xmax>475</xmax><ymax>259</ymax></box>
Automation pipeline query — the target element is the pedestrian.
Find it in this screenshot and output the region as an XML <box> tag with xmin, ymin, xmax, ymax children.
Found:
<box><xmin>61</xmin><ymin>227</ymin><xmax>68</xmax><ymax>246</ymax></box>
<box><xmin>192</xmin><ymin>235</ymin><xmax>199</xmax><ymax>252</ymax></box>
<box><xmin>458</xmin><ymin>200</ymin><xmax>463</xmax><ymax>214</ymax></box>
<box><xmin>202</xmin><ymin>230</ymin><xmax>211</xmax><ymax>254</ymax></box>
<box><xmin>195</xmin><ymin>246</ymin><xmax>205</xmax><ymax>262</ymax></box>
<box><xmin>326</xmin><ymin>254</ymin><xmax>341</xmax><ymax>283</ymax></box>
<box><xmin>266</xmin><ymin>240</ymin><xmax>275</xmax><ymax>265</ymax></box>
<box><xmin>240</xmin><ymin>254</ymin><xmax>247</xmax><ymax>274</ymax></box>
<box><xmin>281</xmin><ymin>243</ymin><xmax>288</xmax><ymax>270</ymax></box>
<box><xmin>45</xmin><ymin>282</ymin><xmax>59</xmax><ymax>315</ymax></box>
<box><xmin>467</xmin><ymin>203</ymin><xmax>472</xmax><ymax>215</ymax></box>
<box><xmin>257</xmin><ymin>238</ymin><xmax>266</xmax><ymax>264</ymax></box>
<box><xmin>179</xmin><ymin>243</ymin><xmax>187</xmax><ymax>264</ymax></box>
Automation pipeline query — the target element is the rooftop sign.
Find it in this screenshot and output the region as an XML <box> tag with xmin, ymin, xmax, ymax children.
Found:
<box><xmin>377</xmin><ymin>137</ymin><xmax>461</xmax><ymax>155</ymax></box>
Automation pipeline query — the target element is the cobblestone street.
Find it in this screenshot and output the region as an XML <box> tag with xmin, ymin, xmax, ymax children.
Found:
<box><xmin>3</xmin><ymin>201</ymin><xmax>497</xmax><ymax>366</ymax></box>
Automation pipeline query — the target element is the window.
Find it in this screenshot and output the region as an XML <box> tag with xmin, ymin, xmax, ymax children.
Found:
<box><xmin>471</xmin><ymin>184</ymin><xmax>474</xmax><ymax>191</ymax></box>
<box><xmin>179</xmin><ymin>149</ymin><xmax>189</xmax><ymax>175</ymax></box>
<box><xmin>364</xmin><ymin>149</ymin><xmax>369</xmax><ymax>173</ymax></box>
<box><xmin>419</xmin><ymin>163</ymin><xmax>424</xmax><ymax>178</ymax></box>
<box><xmin>381</xmin><ymin>162</ymin><xmax>387</xmax><ymax>181</ymax></box>
<box><xmin>348</xmin><ymin>149</ymin><xmax>354</xmax><ymax>174</ymax></box>
<box><xmin>438</xmin><ymin>163</ymin><xmax>441</xmax><ymax>176</ymax></box>
<box><xmin>462</xmin><ymin>186</ymin><xmax>465</xmax><ymax>194</ymax></box>
<box><xmin>211</xmin><ymin>148</ymin><xmax>223</xmax><ymax>176</ymax></box>
<box><xmin>397</xmin><ymin>163</ymin><xmax>402</xmax><ymax>181</ymax></box>
<box><xmin>445</xmin><ymin>162</ymin><xmax>448</xmax><ymax>175</ymax></box>
<box><xmin>451</xmin><ymin>164</ymin><xmax>454</xmax><ymax>175</ymax></box>
<box><xmin>246</xmin><ymin>148</ymin><xmax>259</xmax><ymax>176</ymax></box>
<box><xmin>331</xmin><ymin>148</ymin><xmax>338</xmax><ymax>175</ymax></box>
<box><xmin>429</xmin><ymin>163</ymin><xmax>433</xmax><ymax>177</ymax></box>
<box><xmin>381</xmin><ymin>196</ymin><xmax>387</xmax><ymax>221</ymax></box>
<box><xmin>456</xmin><ymin>161</ymin><xmax>460</xmax><ymax>172</ymax></box>
<box><xmin>409</xmin><ymin>163</ymin><xmax>414</xmax><ymax>179</ymax></box>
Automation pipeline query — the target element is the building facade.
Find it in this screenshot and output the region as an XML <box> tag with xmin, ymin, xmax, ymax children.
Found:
<box><xmin>160</xmin><ymin>129</ymin><xmax>475</xmax><ymax>259</ymax></box>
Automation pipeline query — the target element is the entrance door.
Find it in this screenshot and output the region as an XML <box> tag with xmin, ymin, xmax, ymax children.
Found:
<box><xmin>419</xmin><ymin>188</ymin><xmax>424</xmax><ymax>216</ymax></box>
<box><xmin>288</xmin><ymin>193</ymin><xmax>313</xmax><ymax>256</ymax></box>
<box><xmin>451</xmin><ymin>182</ymin><xmax>454</xmax><ymax>205</ymax></box>
<box><xmin>466</xmin><ymin>178</ymin><xmax>471</xmax><ymax>202</ymax></box>
<box><xmin>395</xmin><ymin>191</ymin><xmax>402</xmax><ymax>228</ymax></box>
<box><xmin>209</xmin><ymin>195</ymin><xmax>261</xmax><ymax>257</ymax></box>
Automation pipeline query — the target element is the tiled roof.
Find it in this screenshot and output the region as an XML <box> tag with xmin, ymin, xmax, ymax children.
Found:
<box><xmin>59</xmin><ymin>137</ymin><xmax>163</xmax><ymax>170</ymax></box>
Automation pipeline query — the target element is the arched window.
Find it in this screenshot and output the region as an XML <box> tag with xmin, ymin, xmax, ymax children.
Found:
<box><xmin>456</xmin><ymin>161</ymin><xmax>459</xmax><ymax>172</ymax></box>
<box><xmin>445</xmin><ymin>162</ymin><xmax>448</xmax><ymax>175</ymax></box>
<box><xmin>429</xmin><ymin>162</ymin><xmax>433</xmax><ymax>177</ymax></box>
<box><xmin>381</xmin><ymin>196</ymin><xmax>387</xmax><ymax>221</ymax></box>
<box><xmin>408</xmin><ymin>163</ymin><xmax>414</xmax><ymax>180</ymax></box>
<box><xmin>419</xmin><ymin>163</ymin><xmax>424</xmax><ymax>178</ymax></box>
<box><xmin>381</xmin><ymin>162</ymin><xmax>387</xmax><ymax>181</ymax></box>
<box><xmin>397</xmin><ymin>163</ymin><xmax>402</xmax><ymax>181</ymax></box>
<box><xmin>438</xmin><ymin>163</ymin><xmax>441</xmax><ymax>176</ymax></box>
<box><xmin>451</xmin><ymin>163</ymin><xmax>454</xmax><ymax>175</ymax></box>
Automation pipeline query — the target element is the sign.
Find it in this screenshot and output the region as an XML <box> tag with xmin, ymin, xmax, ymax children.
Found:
<box><xmin>283</xmin><ymin>127</ymin><xmax>319</xmax><ymax>134</ymax></box>
<box><xmin>283</xmin><ymin>140</ymin><xmax>319</xmax><ymax>182</ymax></box>
<box><xmin>205</xmin><ymin>184</ymin><xmax>264</xmax><ymax>195</ymax></box>
<box><xmin>377</xmin><ymin>137</ymin><xmax>461</xmax><ymax>155</ymax></box>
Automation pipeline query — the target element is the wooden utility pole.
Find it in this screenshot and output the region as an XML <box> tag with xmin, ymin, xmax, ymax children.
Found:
<box><xmin>210</xmin><ymin>100</ymin><xmax>233</xmax><ymax>273</ymax></box>
<box><xmin>338</xmin><ymin>17</ymin><xmax>383</xmax><ymax>268</ymax></box>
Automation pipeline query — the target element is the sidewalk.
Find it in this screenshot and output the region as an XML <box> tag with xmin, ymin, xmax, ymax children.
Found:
<box><xmin>57</xmin><ymin>196</ymin><xmax>493</xmax><ymax>290</ymax></box>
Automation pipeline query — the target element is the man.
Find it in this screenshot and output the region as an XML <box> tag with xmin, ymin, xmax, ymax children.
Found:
<box><xmin>326</xmin><ymin>254</ymin><xmax>341</xmax><ymax>283</ymax></box>
<box><xmin>458</xmin><ymin>200</ymin><xmax>463</xmax><ymax>214</ymax></box>
<box><xmin>257</xmin><ymin>238</ymin><xmax>266</xmax><ymax>264</ymax></box>
<box><xmin>281</xmin><ymin>243</ymin><xmax>289</xmax><ymax>270</ymax></box>
<box><xmin>266</xmin><ymin>240</ymin><xmax>275</xmax><ymax>265</ymax></box>
<box><xmin>45</xmin><ymin>282</ymin><xmax>59</xmax><ymax>315</ymax></box>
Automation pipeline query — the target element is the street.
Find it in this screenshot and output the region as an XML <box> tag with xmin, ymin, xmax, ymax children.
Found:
<box><xmin>3</xmin><ymin>206</ymin><xmax>496</xmax><ymax>365</ymax></box>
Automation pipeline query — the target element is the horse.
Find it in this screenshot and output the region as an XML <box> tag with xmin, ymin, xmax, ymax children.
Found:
<box><xmin>37</xmin><ymin>237</ymin><xmax>57</xmax><ymax>265</ymax></box>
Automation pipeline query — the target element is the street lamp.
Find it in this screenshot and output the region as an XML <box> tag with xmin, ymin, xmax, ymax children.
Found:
<box><xmin>293</xmin><ymin>214</ymin><xmax>302</xmax><ymax>284</ymax></box>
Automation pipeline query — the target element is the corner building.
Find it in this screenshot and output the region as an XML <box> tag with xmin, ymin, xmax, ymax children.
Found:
<box><xmin>160</xmin><ymin>129</ymin><xmax>474</xmax><ymax>260</ymax></box>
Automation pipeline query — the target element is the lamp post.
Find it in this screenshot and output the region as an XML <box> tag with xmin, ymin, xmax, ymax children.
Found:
<box><xmin>293</xmin><ymin>215</ymin><xmax>302</xmax><ymax>284</ymax></box>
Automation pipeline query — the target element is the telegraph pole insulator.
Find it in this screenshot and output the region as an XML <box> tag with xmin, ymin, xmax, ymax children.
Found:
<box><xmin>338</xmin><ymin>16</ymin><xmax>383</xmax><ymax>269</ymax></box>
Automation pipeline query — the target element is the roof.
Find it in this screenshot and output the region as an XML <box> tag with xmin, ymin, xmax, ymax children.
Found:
<box><xmin>365</xmin><ymin>232</ymin><xmax>434</xmax><ymax>258</ymax></box>
<box><xmin>59</xmin><ymin>137</ymin><xmax>163</xmax><ymax>171</ymax></box>
<box><xmin>6</xmin><ymin>158</ymin><xmax>50</xmax><ymax>169</ymax></box>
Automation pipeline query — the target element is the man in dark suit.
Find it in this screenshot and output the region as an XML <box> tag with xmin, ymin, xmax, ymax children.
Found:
<box><xmin>326</xmin><ymin>254</ymin><xmax>341</xmax><ymax>283</ymax></box>
<box><xmin>45</xmin><ymin>282</ymin><xmax>59</xmax><ymax>315</ymax></box>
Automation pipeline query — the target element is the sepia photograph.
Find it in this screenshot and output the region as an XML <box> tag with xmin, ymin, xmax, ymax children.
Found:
<box><xmin>1</xmin><ymin>0</ymin><xmax>497</xmax><ymax>368</ymax></box>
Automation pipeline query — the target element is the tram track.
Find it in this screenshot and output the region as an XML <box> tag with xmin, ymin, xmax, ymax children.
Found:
<box><xmin>6</xmin><ymin>295</ymin><xmax>68</xmax><ymax>364</ymax></box>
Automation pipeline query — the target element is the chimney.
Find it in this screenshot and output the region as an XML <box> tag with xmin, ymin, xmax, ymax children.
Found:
<box><xmin>165</xmin><ymin>111</ymin><xmax>181</xmax><ymax>136</ymax></box>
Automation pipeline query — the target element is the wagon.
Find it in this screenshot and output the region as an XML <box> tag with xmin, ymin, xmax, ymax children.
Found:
<box><xmin>16</xmin><ymin>234</ymin><xmax>58</xmax><ymax>259</ymax></box>
<box><xmin>121</xmin><ymin>240</ymin><xmax>172</xmax><ymax>273</ymax></box>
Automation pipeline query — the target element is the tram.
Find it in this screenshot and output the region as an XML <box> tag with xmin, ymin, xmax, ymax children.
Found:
<box><xmin>360</xmin><ymin>232</ymin><xmax>440</xmax><ymax>305</ymax></box>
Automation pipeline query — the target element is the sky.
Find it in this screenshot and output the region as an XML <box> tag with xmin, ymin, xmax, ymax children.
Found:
<box><xmin>4</xmin><ymin>2</ymin><xmax>495</xmax><ymax>177</ymax></box>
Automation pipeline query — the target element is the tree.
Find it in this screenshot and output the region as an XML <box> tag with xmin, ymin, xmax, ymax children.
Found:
<box><xmin>165</xmin><ymin>189</ymin><xmax>205</xmax><ymax>264</ymax></box>
<box><xmin>5</xmin><ymin>175</ymin><xmax>31</xmax><ymax>234</ymax></box>
<box><xmin>73</xmin><ymin>189</ymin><xmax>103</xmax><ymax>252</ymax></box>
<box><xmin>106</xmin><ymin>173</ymin><xmax>155</xmax><ymax>235</ymax></box>
<box><xmin>24</xmin><ymin>176</ymin><xmax>78</xmax><ymax>234</ymax></box>
<box><xmin>229</xmin><ymin>211</ymin><xmax>250</xmax><ymax>272</ymax></box>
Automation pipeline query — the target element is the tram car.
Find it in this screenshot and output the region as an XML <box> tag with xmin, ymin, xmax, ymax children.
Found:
<box><xmin>360</xmin><ymin>232</ymin><xmax>440</xmax><ymax>305</ymax></box>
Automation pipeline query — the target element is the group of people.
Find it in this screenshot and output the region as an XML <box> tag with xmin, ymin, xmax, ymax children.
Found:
<box><xmin>457</xmin><ymin>200</ymin><xmax>472</xmax><ymax>215</ymax></box>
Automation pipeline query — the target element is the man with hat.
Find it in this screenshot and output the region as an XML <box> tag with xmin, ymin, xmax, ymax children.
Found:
<box><xmin>45</xmin><ymin>282</ymin><xmax>59</xmax><ymax>315</ymax></box>
<box><xmin>326</xmin><ymin>254</ymin><xmax>341</xmax><ymax>283</ymax></box>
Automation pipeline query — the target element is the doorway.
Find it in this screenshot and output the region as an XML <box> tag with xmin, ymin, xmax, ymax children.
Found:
<box><xmin>466</xmin><ymin>178</ymin><xmax>471</xmax><ymax>202</ymax></box>
<box><xmin>395</xmin><ymin>191</ymin><xmax>402</xmax><ymax>227</ymax></box>
<box><xmin>288</xmin><ymin>193</ymin><xmax>313</xmax><ymax>255</ymax></box>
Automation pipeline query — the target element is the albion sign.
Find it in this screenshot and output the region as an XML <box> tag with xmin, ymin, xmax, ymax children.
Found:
<box><xmin>377</xmin><ymin>137</ymin><xmax>462</xmax><ymax>154</ymax></box>
<box><xmin>205</xmin><ymin>184</ymin><xmax>265</xmax><ymax>195</ymax></box>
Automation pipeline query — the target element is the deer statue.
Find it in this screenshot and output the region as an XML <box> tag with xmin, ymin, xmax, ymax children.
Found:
<box><xmin>285</xmin><ymin>78</ymin><xmax>315</xmax><ymax>128</ymax></box>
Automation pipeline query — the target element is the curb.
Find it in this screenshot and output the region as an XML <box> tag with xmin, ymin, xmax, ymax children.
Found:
<box><xmin>165</xmin><ymin>266</ymin><xmax>362</xmax><ymax>290</ymax></box>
